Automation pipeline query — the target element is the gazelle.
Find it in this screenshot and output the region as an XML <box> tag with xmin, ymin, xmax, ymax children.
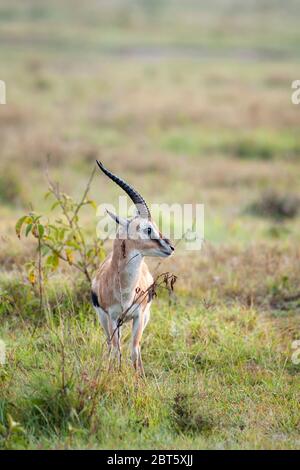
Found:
<box><xmin>91</xmin><ymin>161</ymin><xmax>174</xmax><ymax>374</ymax></box>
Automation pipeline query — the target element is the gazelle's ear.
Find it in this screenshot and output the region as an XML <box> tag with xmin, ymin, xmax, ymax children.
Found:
<box><xmin>106</xmin><ymin>209</ymin><xmax>128</xmax><ymax>227</ymax></box>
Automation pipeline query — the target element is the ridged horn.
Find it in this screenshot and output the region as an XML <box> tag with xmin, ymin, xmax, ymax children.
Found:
<box><xmin>96</xmin><ymin>161</ymin><xmax>151</xmax><ymax>219</ymax></box>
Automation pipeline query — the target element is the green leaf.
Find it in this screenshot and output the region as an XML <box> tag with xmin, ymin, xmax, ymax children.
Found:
<box><xmin>51</xmin><ymin>201</ymin><xmax>60</xmax><ymax>211</ymax></box>
<box><xmin>7</xmin><ymin>414</ymin><xmax>20</xmax><ymax>431</ymax></box>
<box><xmin>87</xmin><ymin>199</ymin><xmax>97</xmax><ymax>210</ymax></box>
<box><xmin>59</xmin><ymin>228</ymin><xmax>67</xmax><ymax>241</ymax></box>
<box><xmin>25</xmin><ymin>224</ymin><xmax>33</xmax><ymax>237</ymax></box>
<box><xmin>15</xmin><ymin>216</ymin><xmax>29</xmax><ymax>239</ymax></box>
<box><xmin>46</xmin><ymin>254</ymin><xmax>59</xmax><ymax>271</ymax></box>
<box><xmin>41</xmin><ymin>245</ymin><xmax>50</xmax><ymax>256</ymax></box>
<box><xmin>52</xmin><ymin>254</ymin><xmax>59</xmax><ymax>271</ymax></box>
<box><xmin>37</xmin><ymin>224</ymin><xmax>45</xmax><ymax>239</ymax></box>
<box><xmin>66</xmin><ymin>240</ymin><xmax>81</xmax><ymax>250</ymax></box>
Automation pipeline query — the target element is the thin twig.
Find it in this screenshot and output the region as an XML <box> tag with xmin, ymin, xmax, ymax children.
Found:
<box><xmin>72</xmin><ymin>167</ymin><xmax>96</xmax><ymax>223</ymax></box>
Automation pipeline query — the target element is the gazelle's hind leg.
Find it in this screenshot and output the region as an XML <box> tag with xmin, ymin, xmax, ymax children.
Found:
<box><xmin>93</xmin><ymin>304</ymin><xmax>112</xmax><ymax>355</ymax></box>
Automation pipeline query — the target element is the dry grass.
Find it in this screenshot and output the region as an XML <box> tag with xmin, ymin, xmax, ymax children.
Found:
<box><xmin>170</xmin><ymin>243</ymin><xmax>300</xmax><ymax>309</ymax></box>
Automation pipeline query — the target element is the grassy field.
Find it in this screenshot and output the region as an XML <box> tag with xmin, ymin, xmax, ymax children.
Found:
<box><xmin>0</xmin><ymin>0</ymin><xmax>300</xmax><ymax>449</ymax></box>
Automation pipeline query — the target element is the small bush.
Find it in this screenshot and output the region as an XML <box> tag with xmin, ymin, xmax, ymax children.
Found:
<box><xmin>171</xmin><ymin>393</ymin><xmax>215</xmax><ymax>434</ymax></box>
<box><xmin>0</xmin><ymin>277</ymin><xmax>40</xmax><ymax>319</ymax></box>
<box><xmin>16</xmin><ymin>168</ymin><xmax>105</xmax><ymax>289</ymax></box>
<box><xmin>231</xmin><ymin>139</ymin><xmax>274</xmax><ymax>160</ymax></box>
<box><xmin>0</xmin><ymin>167</ymin><xmax>26</xmax><ymax>206</ymax></box>
<box><xmin>20</xmin><ymin>383</ymin><xmax>77</xmax><ymax>436</ymax></box>
<box><xmin>0</xmin><ymin>403</ymin><xmax>27</xmax><ymax>449</ymax></box>
<box><xmin>247</xmin><ymin>191</ymin><xmax>300</xmax><ymax>221</ymax></box>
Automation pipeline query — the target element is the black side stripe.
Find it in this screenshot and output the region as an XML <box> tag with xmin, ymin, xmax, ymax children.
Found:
<box><xmin>91</xmin><ymin>291</ymin><xmax>100</xmax><ymax>308</ymax></box>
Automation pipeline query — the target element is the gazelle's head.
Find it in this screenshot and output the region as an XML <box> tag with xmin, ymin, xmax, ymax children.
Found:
<box><xmin>96</xmin><ymin>161</ymin><xmax>174</xmax><ymax>258</ymax></box>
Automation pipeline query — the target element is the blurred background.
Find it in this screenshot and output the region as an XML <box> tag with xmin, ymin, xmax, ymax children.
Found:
<box><xmin>1</xmin><ymin>1</ymin><xmax>300</xmax><ymax>450</ymax></box>
<box><xmin>0</xmin><ymin>0</ymin><xmax>300</xmax><ymax>295</ymax></box>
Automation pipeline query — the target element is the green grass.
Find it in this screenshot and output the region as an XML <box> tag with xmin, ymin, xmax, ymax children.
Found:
<box><xmin>159</xmin><ymin>128</ymin><xmax>300</xmax><ymax>160</ymax></box>
<box><xmin>1</xmin><ymin>290</ymin><xmax>299</xmax><ymax>450</ymax></box>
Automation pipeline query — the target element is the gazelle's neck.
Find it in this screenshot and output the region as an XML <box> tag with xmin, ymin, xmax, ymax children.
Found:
<box><xmin>111</xmin><ymin>239</ymin><xmax>144</xmax><ymax>296</ymax></box>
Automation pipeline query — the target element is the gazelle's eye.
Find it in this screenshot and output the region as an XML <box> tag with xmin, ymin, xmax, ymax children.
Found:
<box><xmin>147</xmin><ymin>227</ymin><xmax>152</xmax><ymax>236</ymax></box>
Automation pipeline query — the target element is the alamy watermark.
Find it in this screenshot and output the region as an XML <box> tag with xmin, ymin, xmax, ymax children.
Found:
<box><xmin>96</xmin><ymin>196</ymin><xmax>204</xmax><ymax>251</ymax></box>
<box><xmin>0</xmin><ymin>80</ymin><xmax>6</xmax><ymax>104</ymax></box>
<box><xmin>291</xmin><ymin>80</ymin><xmax>300</xmax><ymax>105</ymax></box>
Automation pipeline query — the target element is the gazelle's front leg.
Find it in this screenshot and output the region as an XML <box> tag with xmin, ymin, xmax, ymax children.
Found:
<box><xmin>108</xmin><ymin>318</ymin><xmax>122</xmax><ymax>370</ymax></box>
<box><xmin>132</xmin><ymin>311</ymin><xmax>146</xmax><ymax>376</ymax></box>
